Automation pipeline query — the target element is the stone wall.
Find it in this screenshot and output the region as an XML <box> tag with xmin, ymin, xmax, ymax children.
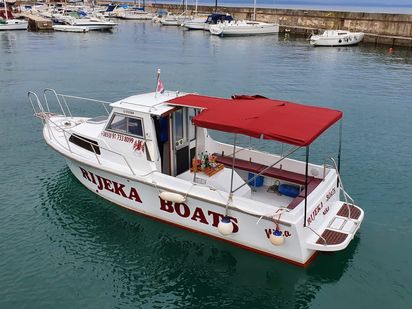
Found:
<box><xmin>149</xmin><ymin>4</ymin><xmax>412</xmax><ymax>47</ymax></box>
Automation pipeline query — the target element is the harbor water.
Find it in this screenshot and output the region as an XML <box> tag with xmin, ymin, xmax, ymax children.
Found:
<box><xmin>0</xmin><ymin>22</ymin><xmax>411</xmax><ymax>308</ymax></box>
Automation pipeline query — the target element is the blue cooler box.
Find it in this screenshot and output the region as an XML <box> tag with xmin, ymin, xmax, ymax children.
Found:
<box><xmin>248</xmin><ymin>173</ymin><xmax>264</xmax><ymax>187</ymax></box>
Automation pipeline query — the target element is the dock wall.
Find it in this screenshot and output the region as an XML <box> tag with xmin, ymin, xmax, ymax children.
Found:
<box><xmin>149</xmin><ymin>4</ymin><xmax>412</xmax><ymax>47</ymax></box>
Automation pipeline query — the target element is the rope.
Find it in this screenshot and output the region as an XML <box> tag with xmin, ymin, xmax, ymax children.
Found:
<box><xmin>256</xmin><ymin>207</ymin><xmax>289</xmax><ymax>225</ymax></box>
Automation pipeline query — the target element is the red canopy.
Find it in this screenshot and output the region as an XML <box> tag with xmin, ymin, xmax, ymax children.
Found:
<box><xmin>167</xmin><ymin>94</ymin><xmax>342</xmax><ymax>146</ymax></box>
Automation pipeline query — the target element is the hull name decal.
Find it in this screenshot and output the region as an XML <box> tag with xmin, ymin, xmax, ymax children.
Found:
<box><xmin>79</xmin><ymin>167</ymin><xmax>142</xmax><ymax>203</ymax></box>
<box><xmin>159</xmin><ymin>198</ymin><xmax>239</xmax><ymax>233</ymax></box>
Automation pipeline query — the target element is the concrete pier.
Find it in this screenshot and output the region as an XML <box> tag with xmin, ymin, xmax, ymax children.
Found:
<box><xmin>27</xmin><ymin>15</ymin><xmax>53</xmax><ymax>31</ymax></box>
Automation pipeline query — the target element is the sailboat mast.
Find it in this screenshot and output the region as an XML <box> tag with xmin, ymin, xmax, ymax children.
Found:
<box><xmin>4</xmin><ymin>0</ymin><xmax>9</xmax><ymax>21</ymax></box>
<box><xmin>253</xmin><ymin>0</ymin><xmax>256</xmax><ymax>21</ymax></box>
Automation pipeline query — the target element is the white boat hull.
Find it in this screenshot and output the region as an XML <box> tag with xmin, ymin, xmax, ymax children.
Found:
<box><xmin>119</xmin><ymin>13</ymin><xmax>154</xmax><ymax>20</ymax></box>
<box><xmin>310</xmin><ymin>31</ymin><xmax>364</xmax><ymax>46</ymax></box>
<box><xmin>65</xmin><ymin>158</ymin><xmax>316</xmax><ymax>266</ymax></box>
<box><xmin>210</xmin><ymin>22</ymin><xmax>279</xmax><ymax>36</ymax></box>
<box><xmin>182</xmin><ymin>22</ymin><xmax>206</xmax><ymax>30</ymax></box>
<box><xmin>53</xmin><ymin>25</ymin><xmax>89</xmax><ymax>32</ymax></box>
<box><xmin>160</xmin><ymin>16</ymin><xmax>190</xmax><ymax>26</ymax></box>
<box><xmin>0</xmin><ymin>19</ymin><xmax>27</xmax><ymax>31</ymax></box>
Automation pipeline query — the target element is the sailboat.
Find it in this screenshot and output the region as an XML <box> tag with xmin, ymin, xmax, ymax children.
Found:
<box><xmin>116</xmin><ymin>0</ymin><xmax>155</xmax><ymax>20</ymax></box>
<box><xmin>209</xmin><ymin>0</ymin><xmax>279</xmax><ymax>36</ymax></box>
<box><xmin>0</xmin><ymin>0</ymin><xmax>27</xmax><ymax>30</ymax></box>
<box><xmin>160</xmin><ymin>0</ymin><xmax>190</xmax><ymax>26</ymax></box>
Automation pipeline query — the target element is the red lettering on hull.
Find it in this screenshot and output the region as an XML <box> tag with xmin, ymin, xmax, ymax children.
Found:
<box><xmin>159</xmin><ymin>198</ymin><xmax>239</xmax><ymax>233</ymax></box>
<box><xmin>79</xmin><ymin>167</ymin><xmax>142</xmax><ymax>204</ymax></box>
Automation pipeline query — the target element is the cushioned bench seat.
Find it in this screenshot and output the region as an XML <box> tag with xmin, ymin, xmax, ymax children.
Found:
<box><xmin>214</xmin><ymin>153</ymin><xmax>313</xmax><ymax>185</ymax></box>
<box><xmin>214</xmin><ymin>153</ymin><xmax>322</xmax><ymax>210</ymax></box>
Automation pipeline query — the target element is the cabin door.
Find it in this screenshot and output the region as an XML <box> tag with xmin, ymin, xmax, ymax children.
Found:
<box><xmin>171</xmin><ymin>108</ymin><xmax>196</xmax><ymax>176</ymax></box>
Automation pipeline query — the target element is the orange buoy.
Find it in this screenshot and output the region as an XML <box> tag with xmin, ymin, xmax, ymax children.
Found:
<box><xmin>388</xmin><ymin>47</ymin><xmax>393</xmax><ymax>53</ymax></box>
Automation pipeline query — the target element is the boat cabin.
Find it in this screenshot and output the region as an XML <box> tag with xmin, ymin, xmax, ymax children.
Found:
<box><xmin>206</xmin><ymin>13</ymin><xmax>233</xmax><ymax>24</ymax></box>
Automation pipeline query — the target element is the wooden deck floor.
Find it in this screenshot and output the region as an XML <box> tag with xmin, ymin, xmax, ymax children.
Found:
<box><xmin>316</xmin><ymin>229</ymin><xmax>348</xmax><ymax>245</ymax></box>
<box><xmin>337</xmin><ymin>204</ymin><xmax>361</xmax><ymax>219</ymax></box>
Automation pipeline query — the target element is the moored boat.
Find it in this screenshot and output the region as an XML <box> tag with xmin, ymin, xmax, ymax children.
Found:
<box><xmin>209</xmin><ymin>20</ymin><xmax>279</xmax><ymax>36</ymax></box>
<box><xmin>182</xmin><ymin>13</ymin><xmax>233</xmax><ymax>31</ymax></box>
<box><xmin>53</xmin><ymin>24</ymin><xmax>89</xmax><ymax>32</ymax></box>
<box><xmin>310</xmin><ymin>30</ymin><xmax>364</xmax><ymax>46</ymax></box>
<box><xmin>28</xmin><ymin>83</ymin><xmax>364</xmax><ymax>267</ymax></box>
<box><xmin>0</xmin><ymin>1</ymin><xmax>27</xmax><ymax>31</ymax></box>
<box><xmin>61</xmin><ymin>15</ymin><xmax>117</xmax><ymax>31</ymax></box>
<box><xmin>160</xmin><ymin>12</ymin><xmax>191</xmax><ymax>26</ymax></box>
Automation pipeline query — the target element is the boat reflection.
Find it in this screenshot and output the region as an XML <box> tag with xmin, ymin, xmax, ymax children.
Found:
<box><xmin>40</xmin><ymin>167</ymin><xmax>360</xmax><ymax>307</ymax></box>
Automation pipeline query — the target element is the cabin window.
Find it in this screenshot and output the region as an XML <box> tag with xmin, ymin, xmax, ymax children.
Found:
<box><xmin>107</xmin><ymin>113</ymin><xmax>144</xmax><ymax>138</ymax></box>
<box><xmin>69</xmin><ymin>134</ymin><xmax>101</xmax><ymax>155</ymax></box>
<box><xmin>174</xmin><ymin>109</ymin><xmax>185</xmax><ymax>145</ymax></box>
<box><xmin>188</xmin><ymin>108</ymin><xmax>197</xmax><ymax>141</ymax></box>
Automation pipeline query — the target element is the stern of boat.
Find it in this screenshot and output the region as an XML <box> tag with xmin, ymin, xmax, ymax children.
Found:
<box><xmin>305</xmin><ymin>201</ymin><xmax>364</xmax><ymax>251</ymax></box>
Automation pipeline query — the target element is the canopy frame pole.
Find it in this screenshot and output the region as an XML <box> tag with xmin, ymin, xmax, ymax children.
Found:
<box><xmin>192</xmin><ymin>125</ymin><xmax>198</xmax><ymax>183</ymax></box>
<box><xmin>304</xmin><ymin>146</ymin><xmax>310</xmax><ymax>227</ymax></box>
<box><xmin>229</xmin><ymin>134</ymin><xmax>237</xmax><ymax>193</ymax></box>
<box><xmin>337</xmin><ymin>119</ymin><xmax>343</xmax><ymax>186</ymax></box>
<box><xmin>232</xmin><ymin>145</ymin><xmax>301</xmax><ymax>194</ymax></box>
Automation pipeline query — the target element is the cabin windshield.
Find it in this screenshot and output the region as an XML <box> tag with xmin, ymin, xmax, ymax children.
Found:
<box><xmin>107</xmin><ymin>113</ymin><xmax>144</xmax><ymax>138</ymax></box>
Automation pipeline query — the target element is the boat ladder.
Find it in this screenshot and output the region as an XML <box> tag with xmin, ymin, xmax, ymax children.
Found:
<box><xmin>306</xmin><ymin>158</ymin><xmax>363</xmax><ymax>251</ymax></box>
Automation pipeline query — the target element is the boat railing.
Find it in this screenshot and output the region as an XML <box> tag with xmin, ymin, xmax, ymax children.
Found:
<box><xmin>50</xmin><ymin>116</ymin><xmax>137</xmax><ymax>176</ymax></box>
<box><xmin>28</xmin><ymin>90</ymin><xmax>137</xmax><ymax>177</ymax></box>
<box><xmin>42</xmin><ymin>88</ymin><xmax>111</xmax><ymax>117</ymax></box>
<box><xmin>324</xmin><ymin>157</ymin><xmax>355</xmax><ymax>217</ymax></box>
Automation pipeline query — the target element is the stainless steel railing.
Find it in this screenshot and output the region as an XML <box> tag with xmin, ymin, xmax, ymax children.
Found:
<box><xmin>28</xmin><ymin>89</ymin><xmax>137</xmax><ymax>176</ymax></box>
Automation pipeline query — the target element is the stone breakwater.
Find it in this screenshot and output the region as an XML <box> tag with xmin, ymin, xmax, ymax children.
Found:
<box><xmin>148</xmin><ymin>3</ymin><xmax>412</xmax><ymax>47</ymax></box>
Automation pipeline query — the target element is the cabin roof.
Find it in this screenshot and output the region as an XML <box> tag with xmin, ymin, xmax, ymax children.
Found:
<box><xmin>167</xmin><ymin>94</ymin><xmax>342</xmax><ymax>146</ymax></box>
<box><xmin>110</xmin><ymin>90</ymin><xmax>187</xmax><ymax>116</ymax></box>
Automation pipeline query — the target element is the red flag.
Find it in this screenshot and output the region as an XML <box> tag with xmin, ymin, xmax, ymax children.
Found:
<box><xmin>156</xmin><ymin>78</ymin><xmax>165</xmax><ymax>94</ymax></box>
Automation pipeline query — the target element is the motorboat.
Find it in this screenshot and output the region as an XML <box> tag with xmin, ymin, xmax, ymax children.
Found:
<box><xmin>310</xmin><ymin>30</ymin><xmax>364</xmax><ymax>46</ymax></box>
<box><xmin>210</xmin><ymin>20</ymin><xmax>279</xmax><ymax>36</ymax></box>
<box><xmin>0</xmin><ymin>2</ymin><xmax>27</xmax><ymax>30</ymax></box>
<box><xmin>53</xmin><ymin>24</ymin><xmax>89</xmax><ymax>32</ymax></box>
<box><xmin>160</xmin><ymin>12</ymin><xmax>191</xmax><ymax>26</ymax></box>
<box><xmin>28</xmin><ymin>85</ymin><xmax>364</xmax><ymax>267</ymax></box>
<box><xmin>59</xmin><ymin>14</ymin><xmax>117</xmax><ymax>31</ymax></box>
<box><xmin>182</xmin><ymin>13</ymin><xmax>233</xmax><ymax>31</ymax></box>
<box><xmin>117</xmin><ymin>10</ymin><xmax>154</xmax><ymax>20</ymax></box>
<box><xmin>0</xmin><ymin>16</ymin><xmax>27</xmax><ymax>30</ymax></box>
<box><xmin>181</xmin><ymin>16</ymin><xmax>208</xmax><ymax>30</ymax></box>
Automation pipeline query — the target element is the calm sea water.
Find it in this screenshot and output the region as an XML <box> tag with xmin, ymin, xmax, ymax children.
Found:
<box><xmin>1</xmin><ymin>22</ymin><xmax>412</xmax><ymax>308</ymax></box>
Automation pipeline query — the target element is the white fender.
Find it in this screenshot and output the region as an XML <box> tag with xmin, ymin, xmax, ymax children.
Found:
<box><xmin>269</xmin><ymin>230</ymin><xmax>285</xmax><ymax>246</ymax></box>
<box><xmin>218</xmin><ymin>217</ymin><xmax>233</xmax><ymax>235</ymax></box>
<box><xmin>159</xmin><ymin>191</ymin><xmax>186</xmax><ymax>204</ymax></box>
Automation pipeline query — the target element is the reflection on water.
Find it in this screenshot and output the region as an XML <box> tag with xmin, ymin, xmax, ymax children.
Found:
<box><xmin>37</xmin><ymin>168</ymin><xmax>359</xmax><ymax>307</ymax></box>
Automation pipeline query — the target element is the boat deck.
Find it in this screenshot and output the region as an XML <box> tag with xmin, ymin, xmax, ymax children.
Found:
<box><xmin>214</xmin><ymin>153</ymin><xmax>323</xmax><ymax>210</ymax></box>
<box><xmin>316</xmin><ymin>229</ymin><xmax>348</xmax><ymax>245</ymax></box>
<box><xmin>337</xmin><ymin>204</ymin><xmax>362</xmax><ymax>219</ymax></box>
